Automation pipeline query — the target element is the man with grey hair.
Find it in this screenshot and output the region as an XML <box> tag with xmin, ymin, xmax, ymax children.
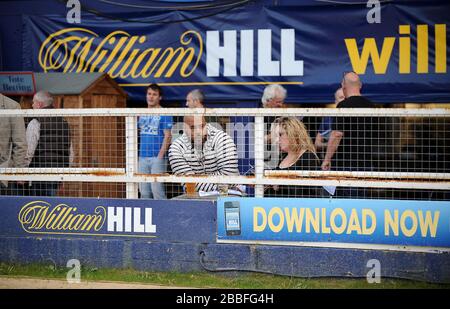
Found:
<box><xmin>186</xmin><ymin>89</ymin><xmax>205</xmax><ymax>108</ymax></box>
<box><xmin>0</xmin><ymin>94</ymin><xmax>27</xmax><ymax>195</ymax></box>
<box><xmin>262</xmin><ymin>84</ymin><xmax>288</xmax><ymax>143</ymax></box>
<box><xmin>185</xmin><ymin>88</ymin><xmax>229</xmax><ymax>129</ymax></box>
<box><xmin>261</xmin><ymin>84</ymin><xmax>287</xmax><ymax>108</ymax></box>
<box><xmin>261</xmin><ymin>84</ymin><xmax>288</xmax><ymax>168</ymax></box>
<box><xmin>26</xmin><ymin>90</ymin><xmax>70</xmax><ymax>196</ymax></box>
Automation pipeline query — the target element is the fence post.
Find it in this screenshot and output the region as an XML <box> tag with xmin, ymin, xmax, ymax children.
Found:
<box><xmin>254</xmin><ymin>115</ymin><xmax>264</xmax><ymax>197</ymax></box>
<box><xmin>126</xmin><ymin>116</ymin><xmax>139</xmax><ymax>199</ymax></box>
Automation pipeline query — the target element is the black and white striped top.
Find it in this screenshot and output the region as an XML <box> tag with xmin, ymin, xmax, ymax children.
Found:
<box><xmin>168</xmin><ymin>124</ymin><xmax>239</xmax><ymax>192</ymax></box>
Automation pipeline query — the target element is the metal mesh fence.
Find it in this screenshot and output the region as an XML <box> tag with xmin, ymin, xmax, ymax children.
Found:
<box><xmin>1</xmin><ymin>107</ymin><xmax>449</xmax><ymax>201</ymax></box>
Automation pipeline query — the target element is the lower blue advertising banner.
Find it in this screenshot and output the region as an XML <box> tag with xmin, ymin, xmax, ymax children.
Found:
<box><xmin>217</xmin><ymin>198</ymin><xmax>450</xmax><ymax>248</ymax></box>
<box><xmin>0</xmin><ymin>196</ymin><xmax>216</xmax><ymax>242</ymax></box>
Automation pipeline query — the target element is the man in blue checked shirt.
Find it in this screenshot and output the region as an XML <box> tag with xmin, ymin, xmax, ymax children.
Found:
<box><xmin>314</xmin><ymin>87</ymin><xmax>345</xmax><ymax>155</ymax></box>
<box><xmin>138</xmin><ymin>84</ymin><xmax>173</xmax><ymax>199</ymax></box>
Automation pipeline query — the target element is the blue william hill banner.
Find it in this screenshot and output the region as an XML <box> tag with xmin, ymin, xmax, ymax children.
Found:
<box><xmin>217</xmin><ymin>197</ymin><xmax>450</xmax><ymax>249</ymax></box>
<box><xmin>22</xmin><ymin>1</ymin><xmax>450</xmax><ymax>102</ymax></box>
<box><xmin>0</xmin><ymin>197</ymin><xmax>215</xmax><ymax>242</ymax></box>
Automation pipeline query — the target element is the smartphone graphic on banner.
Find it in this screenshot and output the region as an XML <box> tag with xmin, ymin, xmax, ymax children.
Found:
<box><xmin>224</xmin><ymin>201</ymin><xmax>241</xmax><ymax>236</ymax></box>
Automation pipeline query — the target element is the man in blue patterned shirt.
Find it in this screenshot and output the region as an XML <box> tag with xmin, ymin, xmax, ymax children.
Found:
<box><xmin>138</xmin><ymin>84</ymin><xmax>173</xmax><ymax>199</ymax></box>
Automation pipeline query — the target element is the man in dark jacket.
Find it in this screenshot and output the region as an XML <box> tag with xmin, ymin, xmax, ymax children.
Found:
<box><xmin>26</xmin><ymin>91</ymin><xmax>70</xmax><ymax>196</ymax></box>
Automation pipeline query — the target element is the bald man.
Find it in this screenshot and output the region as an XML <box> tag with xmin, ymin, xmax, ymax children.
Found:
<box><xmin>168</xmin><ymin>116</ymin><xmax>239</xmax><ymax>193</ymax></box>
<box><xmin>321</xmin><ymin>72</ymin><xmax>378</xmax><ymax>196</ymax></box>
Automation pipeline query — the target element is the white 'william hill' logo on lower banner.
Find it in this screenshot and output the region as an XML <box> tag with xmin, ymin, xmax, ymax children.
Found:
<box><xmin>18</xmin><ymin>201</ymin><xmax>156</xmax><ymax>237</ymax></box>
<box><xmin>107</xmin><ymin>206</ymin><xmax>156</xmax><ymax>233</ymax></box>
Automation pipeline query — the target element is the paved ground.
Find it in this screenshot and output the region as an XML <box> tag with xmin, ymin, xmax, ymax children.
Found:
<box><xmin>0</xmin><ymin>277</ymin><xmax>192</xmax><ymax>289</ymax></box>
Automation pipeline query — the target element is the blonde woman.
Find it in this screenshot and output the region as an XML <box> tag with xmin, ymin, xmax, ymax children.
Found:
<box><xmin>266</xmin><ymin>117</ymin><xmax>326</xmax><ymax>197</ymax></box>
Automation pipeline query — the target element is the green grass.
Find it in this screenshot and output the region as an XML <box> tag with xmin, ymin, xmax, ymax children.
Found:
<box><xmin>0</xmin><ymin>262</ymin><xmax>448</xmax><ymax>289</ymax></box>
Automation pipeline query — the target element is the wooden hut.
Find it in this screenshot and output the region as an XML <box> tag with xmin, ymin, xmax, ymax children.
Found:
<box><xmin>21</xmin><ymin>73</ymin><xmax>127</xmax><ymax>198</ymax></box>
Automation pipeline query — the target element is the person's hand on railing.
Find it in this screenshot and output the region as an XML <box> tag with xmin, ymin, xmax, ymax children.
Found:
<box><xmin>321</xmin><ymin>159</ymin><xmax>331</xmax><ymax>171</ymax></box>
